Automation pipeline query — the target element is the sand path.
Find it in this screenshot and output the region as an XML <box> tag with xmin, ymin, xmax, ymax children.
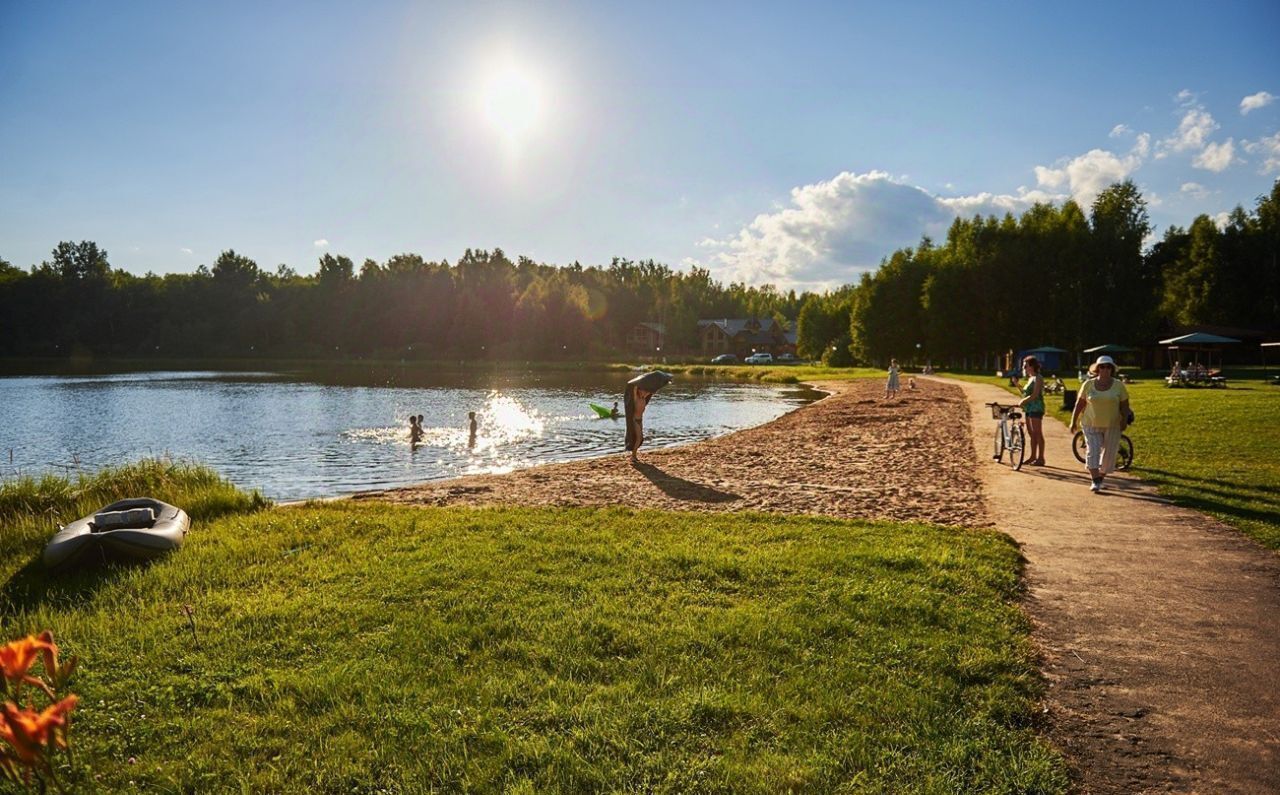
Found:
<box><xmin>946</xmin><ymin>377</ymin><xmax>1280</xmax><ymax>794</ymax></box>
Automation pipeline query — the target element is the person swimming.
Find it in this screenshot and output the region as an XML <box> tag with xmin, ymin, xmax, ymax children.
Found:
<box><xmin>610</xmin><ymin>401</ymin><xmax>620</xmax><ymax>419</ymax></box>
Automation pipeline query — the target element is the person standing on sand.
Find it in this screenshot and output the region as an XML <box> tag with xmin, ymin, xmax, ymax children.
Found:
<box><xmin>624</xmin><ymin>370</ymin><xmax>673</xmax><ymax>462</ymax></box>
<box><xmin>625</xmin><ymin>386</ymin><xmax>652</xmax><ymax>461</ymax></box>
<box><xmin>1069</xmin><ymin>355</ymin><xmax>1130</xmax><ymax>493</ymax></box>
<box><xmin>1018</xmin><ymin>355</ymin><xmax>1046</xmax><ymax>466</ymax></box>
<box><xmin>885</xmin><ymin>359</ymin><xmax>901</xmax><ymax>399</ymax></box>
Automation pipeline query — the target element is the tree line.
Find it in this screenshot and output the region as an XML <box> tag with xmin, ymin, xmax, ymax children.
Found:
<box><xmin>0</xmin><ymin>246</ymin><xmax>801</xmax><ymax>360</ymax></box>
<box><xmin>1</xmin><ymin>179</ymin><xmax>1275</xmax><ymax>365</ymax></box>
<box><xmin>796</xmin><ymin>179</ymin><xmax>1280</xmax><ymax>368</ymax></box>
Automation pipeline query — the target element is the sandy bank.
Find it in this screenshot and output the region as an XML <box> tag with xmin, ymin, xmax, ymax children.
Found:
<box><xmin>356</xmin><ymin>378</ymin><xmax>986</xmax><ymax>527</ymax></box>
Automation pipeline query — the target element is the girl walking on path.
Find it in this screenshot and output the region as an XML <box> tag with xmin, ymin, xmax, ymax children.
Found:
<box><xmin>1018</xmin><ymin>356</ymin><xmax>1046</xmax><ymax>466</ymax></box>
<box><xmin>1069</xmin><ymin>355</ymin><xmax>1130</xmax><ymax>492</ymax></box>
<box><xmin>885</xmin><ymin>359</ymin><xmax>901</xmax><ymax>399</ymax></box>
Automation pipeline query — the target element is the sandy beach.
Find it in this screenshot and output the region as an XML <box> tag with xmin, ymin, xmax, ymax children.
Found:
<box><xmin>357</xmin><ymin>378</ymin><xmax>986</xmax><ymax>527</ymax></box>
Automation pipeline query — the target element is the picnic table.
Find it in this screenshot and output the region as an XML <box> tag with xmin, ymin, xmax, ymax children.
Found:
<box><xmin>1165</xmin><ymin>369</ymin><xmax>1227</xmax><ymax>388</ymax></box>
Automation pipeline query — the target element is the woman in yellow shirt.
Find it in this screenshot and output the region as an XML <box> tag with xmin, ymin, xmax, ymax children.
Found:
<box><xmin>1069</xmin><ymin>355</ymin><xmax>1130</xmax><ymax>493</ymax></box>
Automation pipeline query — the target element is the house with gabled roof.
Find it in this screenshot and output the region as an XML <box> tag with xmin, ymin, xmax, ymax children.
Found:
<box><xmin>626</xmin><ymin>322</ymin><xmax>665</xmax><ymax>353</ymax></box>
<box><xmin>697</xmin><ymin>317</ymin><xmax>796</xmax><ymax>359</ymax></box>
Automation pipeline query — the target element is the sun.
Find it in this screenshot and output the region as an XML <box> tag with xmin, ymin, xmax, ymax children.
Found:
<box><xmin>478</xmin><ymin>59</ymin><xmax>545</xmax><ymax>149</ymax></box>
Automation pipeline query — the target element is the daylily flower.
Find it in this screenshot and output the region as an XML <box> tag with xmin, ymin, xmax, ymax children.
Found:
<box><xmin>0</xmin><ymin>695</ymin><xmax>78</xmax><ymax>765</ymax></box>
<box><xmin>0</xmin><ymin>632</ymin><xmax>58</xmax><ymax>691</ymax></box>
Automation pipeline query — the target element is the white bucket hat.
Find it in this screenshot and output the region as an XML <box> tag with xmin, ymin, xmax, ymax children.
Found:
<box><xmin>1088</xmin><ymin>355</ymin><xmax>1119</xmax><ymax>374</ymax></box>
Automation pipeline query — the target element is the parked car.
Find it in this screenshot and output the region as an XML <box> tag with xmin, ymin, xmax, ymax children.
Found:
<box><xmin>776</xmin><ymin>353</ymin><xmax>799</xmax><ymax>364</ymax></box>
<box><xmin>711</xmin><ymin>353</ymin><xmax>739</xmax><ymax>365</ymax></box>
<box><xmin>744</xmin><ymin>352</ymin><xmax>774</xmax><ymax>365</ymax></box>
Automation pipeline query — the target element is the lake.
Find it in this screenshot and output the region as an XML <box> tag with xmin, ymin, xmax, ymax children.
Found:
<box><xmin>0</xmin><ymin>367</ymin><xmax>820</xmax><ymax>501</ymax></box>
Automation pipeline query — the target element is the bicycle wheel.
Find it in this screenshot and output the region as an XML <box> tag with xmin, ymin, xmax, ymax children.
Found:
<box><xmin>1117</xmin><ymin>435</ymin><xmax>1134</xmax><ymax>471</ymax></box>
<box><xmin>1006</xmin><ymin>425</ymin><xmax>1025</xmax><ymax>470</ymax></box>
<box><xmin>992</xmin><ymin>425</ymin><xmax>1004</xmax><ymax>461</ymax></box>
<box><xmin>1072</xmin><ymin>431</ymin><xmax>1087</xmax><ymax>464</ymax></box>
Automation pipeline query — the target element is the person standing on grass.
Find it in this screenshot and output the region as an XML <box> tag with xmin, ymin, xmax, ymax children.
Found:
<box><xmin>885</xmin><ymin>358</ymin><xmax>901</xmax><ymax>399</ymax></box>
<box><xmin>1018</xmin><ymin>355</ymin><xmax>1046</xmax><ymax>466</ymax></box>
<box><xmin>1069</xmin><ymin>355</ymin><xmax>1130</xmax><ymax>493</ymax></box>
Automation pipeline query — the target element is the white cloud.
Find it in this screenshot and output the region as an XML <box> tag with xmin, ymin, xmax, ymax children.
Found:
<box><xmin>180</xmin><ymin>247</ymin><xmax>193</xmax><ymax>255</ymax></box>
<box><xmin>1179</xmin><ymin>182</ymin><xmax>1209</xmax><ymax>199</ymax></box>
<box><xmin>313</xmin><ymin>239</ymin><xmax>329</xmax><ymax>248</ymax></box>
<box><xmin>1176</xmin><ymin>89</ymin><xmax>1198</xmax><ymax>106</ymax></box>
<box><xmin>1243</xmin><ymin>131</ymin><xmax>1280</xmax><ymax>174</ymax></box>
<box><xmin>1133</xmin><ymin>132</ymin><xmax>1151</xmax><ymax>158</ymax></box>
<box><xmin>693</xmin><ymin>171</ymin><xmax>1058</xmax><ymax>291</ymax></box>
<box><xmin>1110</xmin><ymin>123</ymin><xmax>1132</xmax><ymax>138</ymax></box>
<box><xmin>1212</xmin><ymin>212</ymin><xmax>1231</xmax><ymax>230</ymax></box>
<box><xmin>1240</xmin><ymin>91</ymin><xmax>1275</xmax><ymax>114</ymax></box>
<box><xmin>1032</xmin><ymin>145</ymin><xmax>1144</xmax><ymax>208</ymax></box>
<box><xmin>1157</xmin><ymin>109</ymin><xmax>1219</xmax><ymax>158</ymax></box>
<box><xmin>1192</xmin><ymin>138</ymin><xmax>1237</xmax><ymax>172</ymax></box>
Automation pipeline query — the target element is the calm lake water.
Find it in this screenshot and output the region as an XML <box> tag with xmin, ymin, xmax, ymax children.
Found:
<box><xmin>0</xmin><ymin>367</ymin><xmax>819</xmax><ymax>501</ymax></box>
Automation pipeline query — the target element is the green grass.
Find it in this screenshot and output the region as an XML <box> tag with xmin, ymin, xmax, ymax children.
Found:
<box><xmin>1</xmin><ymin>501</ymin><xmax>1067</xmax><ymax>794</ymax></box>
<box><xmin>943</xmin><ymin>372</ymin><xmax>1280</xmax><ymax>549</ymax></box>
<box><xmin>663</xmin><ymin>364</ymin><xmax>884</xmax><ymax>384</ymax></box>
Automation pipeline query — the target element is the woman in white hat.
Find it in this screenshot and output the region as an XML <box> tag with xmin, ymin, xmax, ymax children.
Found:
<box><xmin>1069</xmin><ymin>355</ymin><xmax>1130</xmax><ymax>492</ymax></box>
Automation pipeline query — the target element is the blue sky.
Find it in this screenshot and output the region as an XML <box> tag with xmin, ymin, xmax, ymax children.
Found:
<box><xmin>2</xmin><ymin>1</ymin><xmax>1278</xmax><ymax>290</ymax></box>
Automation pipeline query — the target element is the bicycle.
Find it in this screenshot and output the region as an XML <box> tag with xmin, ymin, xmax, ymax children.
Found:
<box><xmin>1071</xmin><ymin>430</ymin><xmax>1134</xmax><ymax>471</ymax></box>
<box><xmin>986</xmin><ymin>402</ymin><xmax>1025</xmax><ymax>470</ymax></box>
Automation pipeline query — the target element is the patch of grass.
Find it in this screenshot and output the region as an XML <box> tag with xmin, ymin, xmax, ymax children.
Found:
<box><xmin>0</xmin><ymin>458</ymin><xmax>270</xmax><ymax>585</ymax></box>
<box><xmin>2</xmin><ymin>503</ymin><xmax>1067</xmax><ymax>793</ymax></box>
<box><xmin>944</xmin><ymin>372</ymin><xmax>1280</xmax><ymax>549</ymax></box>
<box><xmin>663</xmin><ymin>364</ymin><xmax>884</xmax><ymax>384</ymax></box>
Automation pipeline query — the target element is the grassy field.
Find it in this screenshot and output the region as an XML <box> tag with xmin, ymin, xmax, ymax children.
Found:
<box><xmin>663</xmin><ymin>364</ymin><xmax>883</xmax><ymax>384</ymax></box>
<box><xmin>1</xmin><ymin>471</ymin><xmax>1067</xmax><ymax>793</ymax></box>
<box><xmin>945</xmin><ymin>371</ymin><xmax>1280</xmax><ymax>549</ymax></box>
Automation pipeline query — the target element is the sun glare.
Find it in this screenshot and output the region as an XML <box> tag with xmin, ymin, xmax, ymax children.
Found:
<box><xmin>478</xmin><ymin>59</ymin><xmax>545</xmax><ymax>150</ymax></box>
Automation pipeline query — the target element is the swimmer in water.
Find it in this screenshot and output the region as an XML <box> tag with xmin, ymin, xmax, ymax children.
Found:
<box><xmin>409</xmin><ymin>415</ymin><xmax>423</xmax><ymax>445</ymax></box>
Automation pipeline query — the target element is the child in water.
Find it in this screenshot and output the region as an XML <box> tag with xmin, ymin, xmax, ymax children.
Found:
<box><xmin>408</xmin><ymin>415</ymin><xmax>423</xmax><ymax>444</ymax></box>
<box><xmin>468</xmin><ymin>411</ymin><xmax>477</xmax><ymax>448</ymax></box>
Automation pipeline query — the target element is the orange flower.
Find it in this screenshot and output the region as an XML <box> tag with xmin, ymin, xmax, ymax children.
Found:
<box><xmin>0</xmin><ymin>696</ymin><xmax>78</xmax><ymax>764</ymax></box>
<box><xmin>0</xmin><ymin>632</ymin><xmax>58</xmax><ymax>688</ymax></box>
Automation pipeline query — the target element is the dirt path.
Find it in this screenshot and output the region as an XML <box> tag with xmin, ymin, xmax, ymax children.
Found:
<box><xmin>946</xmin><ymin>377</ymin><xmax>1280</xmax><ymax>794</ymax></box>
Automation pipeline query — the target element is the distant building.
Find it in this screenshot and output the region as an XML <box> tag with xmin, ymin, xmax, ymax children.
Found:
<box><xmin>697</xmin><ymin>318</ymin><xmax>796</xmax><ymax>359</ymax></box>
<box><xmin>626</xmin><ymin>322</ymin><xmax>665</xmax><ymax>353</ymax></box>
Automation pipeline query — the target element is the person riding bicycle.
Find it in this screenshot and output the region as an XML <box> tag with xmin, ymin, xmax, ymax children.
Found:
<box><xmin>1069</xmin><ymin>355</ymin><xmax>1130</xmax><ymax>493</ymax></box>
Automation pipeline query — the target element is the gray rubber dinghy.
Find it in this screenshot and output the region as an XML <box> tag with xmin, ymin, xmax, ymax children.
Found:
<box><xmin>43</xmin><ymin>497</ymin><xmax>190</xmax><ymax>571</ymax></box>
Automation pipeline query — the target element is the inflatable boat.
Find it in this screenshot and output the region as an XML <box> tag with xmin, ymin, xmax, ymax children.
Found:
<box><xmin>43</xmin><ymin>498</ymin><xmax>190</xmax><ymax>571</ymax></box>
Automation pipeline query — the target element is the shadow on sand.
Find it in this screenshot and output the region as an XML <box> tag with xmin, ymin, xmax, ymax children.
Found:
<box><xmin>631</xmin><ymin>460</ymin><xmax>741</xmax><ymax>504</ymax></box>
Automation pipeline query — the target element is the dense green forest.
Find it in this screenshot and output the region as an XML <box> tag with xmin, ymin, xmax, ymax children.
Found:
<box><xmin>1</xmin><ymin>180</ymin><xmax>1276</xmax><ymax>365</ymax></box>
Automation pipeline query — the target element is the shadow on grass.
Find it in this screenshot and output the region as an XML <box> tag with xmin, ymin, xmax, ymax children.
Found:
<box><xmin>0</xmin><ymin>552</ymin><xmax>145</xmax><ymax>618</ymax></box>
<box><xmin>630</xmin><ymin>460</ymin><xmax>740</xmax><ymax>504</ymax></box>
<box><xmin>1137</xmin><ymin>467</ymin><xmax>1280</xmax><ymax>498</ymax></box>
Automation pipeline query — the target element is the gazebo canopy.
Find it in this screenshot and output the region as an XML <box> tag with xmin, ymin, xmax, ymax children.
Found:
<box><xmin>1158</xmin><ymin>332</ymin><xmax>1241</xmax><ymax>345</ymax></box>
<box><xmin>1023</xmin><ymin>345</ymin><xmax>1068</xmax><ymax>353</ymax></box>
<box><xmin>1083</xmin><ymin>344</ymin><xmax>1139</xmax><ymax>354</ymax></box>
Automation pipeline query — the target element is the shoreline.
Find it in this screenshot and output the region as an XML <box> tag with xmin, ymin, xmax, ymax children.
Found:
<box><xmin>355</xmin><ymin>377</ymin><xmax>987</xmax><ymax>528</ymax></box>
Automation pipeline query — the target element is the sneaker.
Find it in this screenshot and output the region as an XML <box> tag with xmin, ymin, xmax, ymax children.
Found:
<box><xmin>1090</xmin><ymin>479</ymin><xmax>1101</xmax><ymax>493</ymax></box>
<box><xmin>1095</xmin><ymin>479</ymin><xmax>1104</xmax><ymax>492</ymax></box>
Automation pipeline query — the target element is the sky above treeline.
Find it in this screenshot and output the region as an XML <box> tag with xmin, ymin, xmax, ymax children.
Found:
<box><xmin>2</xmin><ymin>1</ymin><xmax>1278</xmax><ymax>291</ymax></box>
